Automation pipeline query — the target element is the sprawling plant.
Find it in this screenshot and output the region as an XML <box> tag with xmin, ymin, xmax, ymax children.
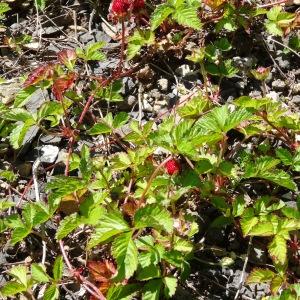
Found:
<box><xmin>1</xmin><ymin>0</ymin><xmax>300</xmax><ymax>299</ymax></box>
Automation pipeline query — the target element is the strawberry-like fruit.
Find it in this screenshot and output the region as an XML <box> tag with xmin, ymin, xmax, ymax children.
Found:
<box><xmin>111</xmin><ymin>0</ymin><xmax>130</xmax><ymax>16</ymax></box>
<box><xmin>165</xmin><ymin>159</ymin><xmax>180</xmax><ymax>175</ymax></box>
<box><xmin>110</xmin><ymin>0</ymin><xmax>145</xmax><ymax>17</ymax></box>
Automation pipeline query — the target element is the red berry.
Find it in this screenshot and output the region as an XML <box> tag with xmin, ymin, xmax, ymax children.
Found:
<box><xmin>165</xmin><ymin>159</ymin><xmax>180</xmax><ymax>175</ymax></box>
<box><xmin>111</xmin><ymin>0</ymin><xmax>130</xmax><ymax>16</ymax></box>
<box><xmin>110</xmin><ymin>0</ymin><xmax>145</xmax><ymax>17</ymax></box>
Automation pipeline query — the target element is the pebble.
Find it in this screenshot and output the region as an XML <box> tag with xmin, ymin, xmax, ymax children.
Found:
<box><xmin>158</xmin><ymin>78</ymin><xmax>169</xmax><ymax>91</ymax></box>
<box><xmin>175</xmin><ymin>64</ymin><xmax>192</xmax><ymax>77</ymax></box>
<box><xmin>272</xmin><ymin>79</ymin><xmax>286</xmax><ymax>90</ymax></box>
<box><xmin>127</xmin><ymin>95</ymin><xmax>136</xmax><ymax>106</ymax></box>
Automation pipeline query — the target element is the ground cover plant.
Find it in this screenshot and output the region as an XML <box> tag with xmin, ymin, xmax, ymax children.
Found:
<box><xmin>0</xmin><ymin>0</ymin><xmax>300</xmax><ymax>299</ymax></box>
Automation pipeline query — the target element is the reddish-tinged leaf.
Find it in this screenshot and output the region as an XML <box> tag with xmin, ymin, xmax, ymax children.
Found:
<box><xmin>24</xmin><ymin>63</ymin><xmax>56</xmax><ymax>87</ymax></box>
<box><xmin>88</xmin><ymin>260</ymin><xmax>116</xmax><ymax>283</ymax></box>
<box><xmin>52</xmin><ymin>73</ymin><xmax>76</xmax><ymax>101</ymax></box>
<box><xmin>57</xmin><ymin>49</ymin><xmax>77</xmax><ymax>68</ymax></box>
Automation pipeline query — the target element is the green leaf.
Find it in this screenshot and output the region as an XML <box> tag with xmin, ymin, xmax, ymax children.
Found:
<box><xmin>8</xmin><ymin>265</ymin><xmax>28</xmax><ymax>287</ymax></box>
<box><xmin>113</xmin><ymin>112</ymin><xmax>130</xmax><ymax>129</ymax></box>
<box><xmin>0</xmin><ymin>282</ymin><xmax>26</xmax><ymax>297</ymax></box>
<box><xmin>195</xmin><ymin>105</ymin><xmax>252</xmax><ymax>133</ymax></box>
<box><xmin>53</xmin><ymin>255</ymin><xmax>63</xmax><ymax>281</ymax></box>
<box><xmin>248</xmin><ymin>222</ymin><xmax>274</xmax><ymax>236</ymax></box>
<box><xmin>127</xmin><ymin>30</ymin><xmax>155</xmax><ymax>60</ymax></box>
<box><xmin>14</xmin><ymin>86</ymin><xmax>38</xmax><ymax>108</ymax></box>
<box><xmin>134</xmin><ymin>204</ymin><xmax>173</xmax><ymax>233</ymax></box>
<box><xmin>267</xmin><ymin>6</ymin><xmax>282</xmax><ymax>21</ymax></box>
<box><xmin>2</xmin><ymin>108</ymin><xmax>34</xmax><ymax>122</ymax></box>
<box><xmin>44</xmin><ymin>284</ymin><xmax>60</xmax><ymax>300</ymax></box>
<box><xmin>88</xmin><ymin>211</ymin><xmax>129</xmax><ymax>249</ymax></box>
<box><xmin>84</xmin><ymin>41</ymin><xmax>106</xmax><ymax>61</ymax></box>
<box><xmin>259</xmin><ymin>170</ymin><xmax>297</xmax><ymax>191</ymax></box>
<box><xmin>234</xmin><ymin>96</ymin><xmax>271</xmax><ymax>109</ymax></box>
<box><xmin>265</xmin><ymin>21</ymin><xmax>283</xmax><ymax>36</ymax></box>
<box><xmin>142</xmin><ymin>279</ymin><xmax>162</xmax><ymax>300</ymax></box>
<box><xmin>56</xmin><ymin>213</ymin><xmax>82</xmax><ymax>240</ymax></box>
<box><xmin>163</xmin><ymin>277</ymin><xmax>177</xmax><ymax>298</ymax></box>
<box><xmin>150</xmin><ymin>4</ymin><xmax>174</xmax><ymax>30</ymax></box>
<box><xmin>31</xmin><ymin>263</ymin><xmax>50</xmax><ymax>283</ymax></box>
<box><xmin>9</xmin><ymin>122</ymin><xmax>36</xmax><ymax>149</ymax></box>
<box><xmin>275</xmin><ymin>148</ymin><xmax>293</xmax><ymax>166</ymax></box>
<box><xmin>240</xmin><ymin>209</ymin><xmax>259</xmax><ymax>236</ymax></box>
<box><xmin>107</xmin><ymin>283</ymin><xmax>140</xmax><ymax>300</ymax></box>
<box><xmin>247</xmin><ymin>268</ymin><xmax>275</xmax><ymax>283</ymax></box>
<box><xmin>112</xmin><ymin>231</ymin><xmax>138</xmax><ymax>280</ymax></box>
<box><xmin>88</xmin><ymin>122</ymin><xmax>112</xmax><ymax>135</ymax></box>
<box><xmin>268</xmin><ymin>234</ymin><xmax>287</xmax><ymax>265</ymax></box>
<box><xmin>136</xmin><ymin>264</ymin><xmax>161</xmax><ymax>281</ymax></box>
<box><xmin>173</xmin><ymin>6</ymin><xmax>201</xmax><ymax>30</ymax></box>
<box><xmin>11</xmin><ymin>227</ymin><xmax>31</xmax><ymax>245</ymax></box>
<box><xmin>0</xmin><ymin>200</ymin><xmax>14</xmax><ymax>211</ymax></box>
<box><xmin>232</xmin><ymin>195</ymin><xmax>246</xmax><ymax>217</ymax></box>
<box><xmin>214</xmin><ymin>37</ymin><xmax>231</xmax><ymax>51</ymax></box>
<box><xmin>35</xmin><ymin>0</ymin><xmax>46</xmax><ymax>11</ymax></box>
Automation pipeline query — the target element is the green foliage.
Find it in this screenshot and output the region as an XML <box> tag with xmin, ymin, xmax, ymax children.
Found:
<box><xmin>1</xmin><ymin>1</ymin><xmax>300</xmax><ymax>299</ymax></box>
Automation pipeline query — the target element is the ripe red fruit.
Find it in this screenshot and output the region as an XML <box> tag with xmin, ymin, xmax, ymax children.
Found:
<box><xmin>111</xmin><ymin>0</ymin><xmax>130</xmax><ymax>16</ymax></box>
<box><xmin>165</xmin><ymin>159</ymin><xmax>180</xmax><ymax>175</ymax></box>
<box><xmin>110</xmin><ymin>0</ymin><xmax>145</xmax><ymax>17</ymax></box>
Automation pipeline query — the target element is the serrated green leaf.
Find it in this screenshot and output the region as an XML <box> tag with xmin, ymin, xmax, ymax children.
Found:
<box><xmin>0</xmin><ymin>282</ymin><xmax>26</xmax><ymax>297</ymax></box>
<box><xmin>265</xmin><ymin>21</ymin><xmax>283</xmax><ymax>36</ymax></box>
<box><xmin>35</xmin><ymin>0</ymin><xmax>46</xmax><ymax>11</ymax></box>
<box><xmin>247</xmin><ymin>268</ymin><xmax>275</xmax><ymax>283</ymax></box>
<box><xmin>44</xmin><ymin>284</ymin><xmax>59</xmax><ymax>300</ymax></box>
<box><xmin>0</xmin><ymin>200</ymin><xmax>14</xmax><ymax>211</ymax></box>
<box><xmin>113</xmin><ymin>112</ymin><xmax>129</xmax><ymax>129</ymax></box>
<box><xmin>56</xmin><ymin>213</ymin><xmax>82</xmax><ymax>240</ymax></box>
<box><xmin>11</xmin><ymin>227</ymin><xmax>31</xmax><ymax>245</ymax></box>
<box><xmin>234</xmin><ymin>96</ymin><xmax>271</xmax><ymax>109</ymax></box>
<box><xmin>163</xmin><ymin>277</ymin><xmax>177</xmax><ymax>298</ymax></box>
<box><xmin>173</xmin><ymin>6</ymin><xmax>201</xmax><ymax>29</ymax></box>
<box><xmin>136</xmin><ymin>264</ymin><xmax>161</xmax><ymax>281</ymax></box>
<box><xmin>13</xmin><ymin>86</ymin><xmax>38</xmax><ymax>108</ymax></box>
<box><xmin>142</xmin><ymin>279</ymin><xmax>162</xmax><ymax>300</ymax></box>
<box><xmin>112</xmin><ymin>231</ymin><xmax>138</xmax><ymax>280</ymax></box>
<box><xmin>107</xmin><ymin>283</ymin><xmax>140</xmax><ymax>300</ymax></box>
<box><xmin>275</xmin><ymin>148</ymin><xmax>293</xmax><ymax>166</ymax></box>
<box><xmin>151</xmin><ymin>4</ymin><xmax>174</xmax><ymax>30</ymax></box>
<box><xmin>53</xmin><ymin>255</ymin><xmax>63</xmax><ymax>281</ymax></box>
<box><xmin>134</xmin><ymin>204</ymin><xmax>173</xmax><ymax>233</ymax></box>
<box><xmin>88</xmin><ymin>211</ymin><xmax>129</xmax><ymax>248</ymax></box>
<box><xmin>268</xmin><ymin>234</ymin><xmax>287</xmax><ymax>265</ymax></box>
<box><xmin>248</xmin><ymin>222</ymin><xmax>274</xmax><ymax>236</ymax></box>
<box><xmin>9</xmin><ymin>122</ymin><xmax>36</xmax><ymax>149</ymax></box>
<box><xmin>88</xmin><ymin>122</ymin><xmax>112</xmax><ymax>135</ymax></box>
<box><xmin>8</xmin><ymin>265</ymin><xmax>28</xmax><ymax>287</ymax></box>
<box><xmin>31</xmin><ymin>263</ymin><xmax>50</xmax><ymax>283</ymax></box>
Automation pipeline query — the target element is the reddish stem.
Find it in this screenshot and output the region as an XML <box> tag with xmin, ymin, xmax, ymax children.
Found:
<box><xmin>78</xmin><ymin>94</ymin><xmax>95</xmax><ymax>125</ymax></box>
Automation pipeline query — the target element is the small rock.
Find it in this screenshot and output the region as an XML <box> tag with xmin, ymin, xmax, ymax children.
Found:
<box><xmin>292</xmin><ymin>82</ymin><xmax>300</xmax><ymax>94</ymax></box>
<box><xmin>127</xmin><ymin>95</ymin><xmax>137</xmax><ymax>106</ymax></box>
<box><xmin>0</xmin><ymin>79</ymin><xmax>22</xmax><ymax>104</ymax></box>
<box><xmin>158</xmin><ymin>78</ymin><xmax>169</xmax><ymax>91</ymax></box>
<box><xmin>122</xmin><ymin>77</ymin><xmax>135</xmax><ymax>95</ymax></box>
<box><xmin>40</xmin><ymin>135</ymin><xmax>62</xmax><ymax>145</ymax></box>
<box><xmin>275</xmin><ymin>56</ymin><xmax>290</xmax><ymax>69</ymax></box>
<box><xmin>266</xmin><ymin>91</ymin><xmax>280</xmax><ymax>101</ymax></box>
<box><xmin>175</xmin><ymin>64</ymin><xmax>192</xmax><ymax>77</ymax></box>
<box><xmin>272</xmin><ymin>79</ymin><xmax>286</xmax><ymax>90</ymax></box>
<box><xmin>142</xmin><ymin>100</ymin><xmax>152</xmax><ymax>112</ymax></box>
<box><xmin>78</xmin><ymin>30</ymin><xmax>111</xmax><ymax>44</ymax></box>
<box><xmin>292</xmin><ymin>95</ymin><xmax>300</xmax><ymax>104</ymax></box>
<box><xmin>149</xmin><ymin>89</ymin><xmax>161</xmax><ymax>100</ymax></box>
<box><xmin>39</xmin><ymin>145</ymin><xmax>59</xmax><ymax>163</ymax></box>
